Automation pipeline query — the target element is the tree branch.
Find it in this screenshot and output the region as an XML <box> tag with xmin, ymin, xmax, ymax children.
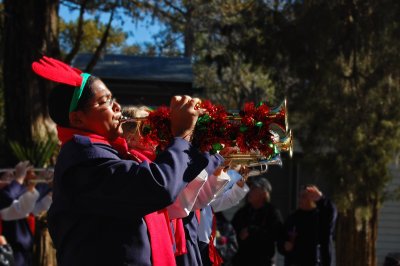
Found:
<box><xmin>64</xmin><ymin>0</ymin><xmax>88</xmax><ymax>64</ymax></box>
<box><xmin>85</xmin><ymin>2</ymin><xmax>117</xmax><ymax>72</ymax></box>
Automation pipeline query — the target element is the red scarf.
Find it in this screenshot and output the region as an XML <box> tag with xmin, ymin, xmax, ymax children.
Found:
<box><xmin>126</xmin><ymin>136</ymin><xmax>187</xmax><ymax>258</ymax></box>
<box><xmin>57</xmin><ymin>126</ymin><xmax>176</xmax><ymax>266</ymax></box>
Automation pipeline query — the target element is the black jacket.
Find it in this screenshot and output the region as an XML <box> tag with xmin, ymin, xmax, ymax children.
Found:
<box><xmin>279</xmin><ymin>197</ymin><xmax>337</xmax><ymax>266</ymax></box>
<box><xmin>232</xmin><ymin>202</ymin><xmax>283</xmax><ymax>266</ymax></box>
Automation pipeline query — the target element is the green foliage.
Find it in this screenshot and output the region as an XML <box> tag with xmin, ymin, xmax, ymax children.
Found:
<box><xmin>9</xmin><ymin>139</ymin><xmax>59</xmax><ymax>167</ymax></box>
<box><xmin>142</xmin><ymin>0</ymin><xmax>279</xmax><ymax>109</ymax></box>
<box><xmin>223</xmin><ymin>0</ymin><xmax>400</xmax><ymax>211</ymax></box>
<box><xmin>59</xmin><ymin>18</ymin><xmax>127</xmax><ymax>54</ymax></box>
<box><xmin>120</xmin><ymin>44</ymin><xmax>143</xmax><ymax>55</ymax></box>
<box><xmin>284</xmin><ymin>0</ymin><xmax>400</xmax><ymax>210</ymax></box>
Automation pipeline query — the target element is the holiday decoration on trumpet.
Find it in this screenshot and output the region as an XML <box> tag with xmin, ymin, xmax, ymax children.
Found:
<box><xmin>121</xmin><ymin>99</ymin><xmax>293</xmax><ymax>165</ymax></box>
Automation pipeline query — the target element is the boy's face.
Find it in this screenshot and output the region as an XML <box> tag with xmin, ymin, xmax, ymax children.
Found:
<box><xmin>73</xmin><ymin>79</ymin><xmax>123</xmax><ymax>140</ymax></box>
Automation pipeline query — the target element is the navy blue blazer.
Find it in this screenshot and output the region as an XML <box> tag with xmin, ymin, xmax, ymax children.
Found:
<box><xmin>48</xmin><ymin>135</ymin><xmax>216</xmax><ymax>266</ymax></box>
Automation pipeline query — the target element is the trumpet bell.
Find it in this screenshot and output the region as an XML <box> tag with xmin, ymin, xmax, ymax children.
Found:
<box><xmin>275</xmin><ymin>130</ymin><xmax>293</xmax><ymax>157</ymax></box>
<box><xmin>268</xmin><ymin>99</ymin><xmax>288</xmax><ymax>133</ymax></box>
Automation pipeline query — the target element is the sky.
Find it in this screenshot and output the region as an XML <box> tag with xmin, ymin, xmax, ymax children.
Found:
<box><xmin>59</xmin><ymin>4</ymin><xmax>161</xmax><ymax>46</ymax></box>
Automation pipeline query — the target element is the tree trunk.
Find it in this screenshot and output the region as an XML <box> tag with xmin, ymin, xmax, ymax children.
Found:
<box><xmin>2</xmin><ymin>0</ymin><xmax>60</xmax><ymax>160</ymax></box>
<box><xmin>335</xmin><ymin>199</ymin><xmax>379</xmax><ymax>266</ymax></box>
<box><xmin>183</xmin><ymin>4</ymin><xmax>194</xmax><ymax>58</ymax></box>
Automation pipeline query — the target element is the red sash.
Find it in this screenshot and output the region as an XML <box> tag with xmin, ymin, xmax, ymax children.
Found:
<box><xmin>171</xmin><ymin>218</ymin><xmax>187</xmax><ymax>256</ymax></box>
<box><xmin>208</xmin><ymin>211</ymin><xmax>223</xmax><ymax>266</ymax></box>
<box><xmin>27</xmin><ymin>213</ymin><xmax>35</xmax><ymax>235</ymax></box>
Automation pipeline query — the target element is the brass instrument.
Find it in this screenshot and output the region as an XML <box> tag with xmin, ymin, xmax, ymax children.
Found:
<box><xmin>276</xmin><ymin>129</ymin><xmax>293</xmax><ymax>157</ymax></box>
<box><xmin>269</xmin><ymin>99</ymin><xmax>289</xmax><ymax>133</ymax></box>
<box><xmin>0</xmin><ymin>168</ymin><xmax>54</xmax><ymax>184</ymax></box>
<box><xmin>0</xmin><ymin>168</ymin><xmax>54</xmax><ymax>173</ymax></box>
<box><xmin>119</xmin><ymin>99</ymin><xmax>292</xmax><ymax>175</ymax></box>
<box><xmin>120</xmin><ymin>99</ymin><xmax>288</xmax><ymax>130</ymax></box>
<box><xmin>225</xmin><ymin>152</ymin><xmax>284</xmax><ymax>177</ymax></box>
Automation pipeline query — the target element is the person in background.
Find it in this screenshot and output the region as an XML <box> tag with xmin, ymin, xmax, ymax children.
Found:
<box><xmin>0</xmin><ymin>161</ymin><xmax>52</xmax><ymax>266</ymax></box>
<box><xmin>231</xmin><ymin>176</ymin><xmax>283</xmax><ymax>266</ymax></box>
<box><xmin>0</xmin><ymin>235</ymin><xmax>15</xmax><ymax>266</ymax></box>
<box><xmin>279</xmin><ymin>185</ymin><xmax>337</xmax><ymax>266</ymax></box>
<box><xmin>197</xmin><ymin>168</ymin><xmax>249</xmax><ymax>266</ymax></box>
<box><xmin>213</xmin><ymin>211</ymin><xmax>238</xmax><ymax>266</ymax></box>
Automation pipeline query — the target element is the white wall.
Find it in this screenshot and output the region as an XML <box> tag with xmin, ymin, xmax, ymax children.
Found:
<box><xmin>376</xmin><ymin>164</ymin><xmax>400</xmax><ymax>265</ymax></box>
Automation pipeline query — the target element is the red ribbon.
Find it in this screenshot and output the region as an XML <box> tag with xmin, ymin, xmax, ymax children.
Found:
<box><xmin>27</xmin><ymin>213</ymin><xmax>35</xmax><ymax>235</ymax></box>
<box><xmin>208</xmin><ymin>212</ymin><xmax>223</xmax><ymax>266</ymax></box>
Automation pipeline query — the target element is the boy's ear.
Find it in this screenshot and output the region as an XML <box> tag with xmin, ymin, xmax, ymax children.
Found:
<box><xmin>69</xmin><ymin>111</ymin><xmax>85</xmax><ymax>127</ymax></box>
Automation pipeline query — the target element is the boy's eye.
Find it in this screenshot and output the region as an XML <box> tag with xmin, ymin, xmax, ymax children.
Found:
<box><xmin>100</xmin><ymin>97</ymin><xmax>116</xmax><ymax>107</ymax></box>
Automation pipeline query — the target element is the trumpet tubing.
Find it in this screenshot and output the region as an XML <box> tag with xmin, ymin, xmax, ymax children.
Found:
<box><xmin>224</xmin><ymin>153</ymin><xmax>283</xmax><ymax>176</ymax></box>
<box><xmin>0</xmin><ymin>168</ymin><xmax>54</xmax><ymax>173</ymax></box>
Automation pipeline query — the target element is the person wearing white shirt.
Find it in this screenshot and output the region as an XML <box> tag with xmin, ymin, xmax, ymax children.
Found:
<box><xmin>0</xmin><ymin>162</ymin><xmax>52</xmax><ymax>266</ymax></box>
<box><xmin>197</xmin><ymin>169</ymin><xmax>249</xmax><ymax>266</ymax></box>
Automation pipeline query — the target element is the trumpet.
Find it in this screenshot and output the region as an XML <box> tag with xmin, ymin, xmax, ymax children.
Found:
<box><xmin>0</xmin><ymin>168</ymin><xmax>54</xmax><ymax>173</ymax></box>
<box><xmin>225</xmin><ymin>153</ymin><xmax>283</xmax><ymax>177</ymax></box>
<box><xmin>269</xmin><ymin>99</ymin><xmax>289</xmax><ymax>133</ymax></box>
<box><xmin>119</xmin><ymin>99</ymin><xmax>288</xmax><ymax>131</ymax></box>
<box><xmin>119</xmin><ymin>99</ymin><xmax>292</xmax><ymax>175</ymax></box>
<box><xmin>0</xmin><ymin>168</ymin><xmax>54</xmax><ymax>184</ymax></box>
<box><xmin>26</xmin><ymin>178</ymin><xmax>53</xmax><ymax>184</ymax></box>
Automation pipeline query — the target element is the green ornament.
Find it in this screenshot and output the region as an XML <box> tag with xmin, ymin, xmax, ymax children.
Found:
<box><xmin>274</xmin><ymin>145</ymin><xmax>279</xmax><ymax>154</ymax></box>
<box><xmin>255</xmin><ymin>121</ymin><xmax>263</xmax><ymax>127</ymax></box>
<box><xmin>198</xmin><ymin>114</ymin><xmax>211</xmax><ymax>124</ymax></box>
<box><xmin>142</xmin><ymin>125</ymin><xmax>151</xmax><ymax>135</ymax></box>
<box><xmin>197</xmin><ymin>125</ymin><xmax>207</xmax><ymax>131</ymax></box>
<box><xmin>212</xmin><ymin>143</ymin><xmax>223</xmax><ymax>151</ymax></box>
<box><xmin>240</xmin><ymin>126</ymin><xmax>248</xmax><ymax>132</ymax></box>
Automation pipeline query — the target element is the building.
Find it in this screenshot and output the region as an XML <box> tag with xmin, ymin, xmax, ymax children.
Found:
<box><xmin>377</xmin><ymin>164</ymin><xmax>400</xmax><ymax>265</ymax></box>
<box><xmin>72</xmin><ymin>54</ymin><xmax>200</xmax><ymax>107</ymax></box>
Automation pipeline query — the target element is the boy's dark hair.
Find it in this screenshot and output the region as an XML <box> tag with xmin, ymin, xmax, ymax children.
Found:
<box><xmin>48</xmin><ymin>76</ymin><xmax>98</xmax><ymax>127</ymax></box>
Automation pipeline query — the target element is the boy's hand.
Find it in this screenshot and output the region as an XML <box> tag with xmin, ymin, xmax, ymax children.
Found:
<box><xmin>170</xmin><ymin>95</ymin><xmax>205</xmax><ymax>141</ymax></box>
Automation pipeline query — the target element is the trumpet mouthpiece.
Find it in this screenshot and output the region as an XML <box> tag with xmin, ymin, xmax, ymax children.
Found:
<box><xmin>119</xmin><ymin>116</ymin><xmax>146</xmax><ymax>124</ymax></box>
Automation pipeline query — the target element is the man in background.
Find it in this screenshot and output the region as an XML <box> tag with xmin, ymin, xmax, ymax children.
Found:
<box><xmin>279</xmin><ymin>185</ymin><xmax>337</xmax><ymax>266</ymax></box>
<box><xmin>231</xmin><ymin>177</ymin><xmax>283</xmax><ymax>266</ymax></box>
